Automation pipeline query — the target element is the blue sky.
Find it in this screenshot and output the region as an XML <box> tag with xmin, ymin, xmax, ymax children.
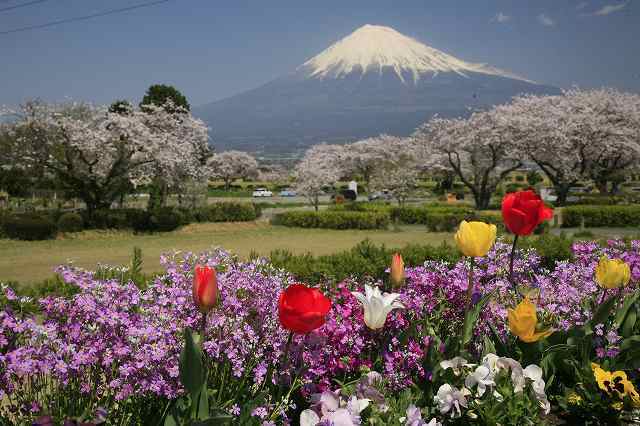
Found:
<box><xmin>1</xmin><ymin>0</ymin><xmax>638</xmax><ymax>107</ymax></box>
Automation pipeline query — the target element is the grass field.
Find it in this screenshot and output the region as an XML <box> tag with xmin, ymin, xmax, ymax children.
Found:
<box><xmin>0</xmin><ymin>222</ymin><xmax>452</xmax><ymax>285</ymax></box>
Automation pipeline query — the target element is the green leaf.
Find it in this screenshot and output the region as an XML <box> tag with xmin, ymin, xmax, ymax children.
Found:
<box><xmin>488</xmin><ymin>322</ymin><xmax>508</xmax><ymax>356</ymax></box>
<box><xmin>614</xmin><ymin>291</ymin><xmax>639</xmax><ymax>330</ymax></box>
<box><xmin>589</xmin><ymin>295</ymin><xmax>618</xmax><ymax>328</ymax></box>
<box><xmin>163</xmin><ymin>414</ymin><xmax>178</xmax><ymax>426</ymax></box>
<box><xmin>622</xmin><ymin>309</ymin><xmax>637</xmax><ymax>338</ymax></box>
<box><xmin>197</xmin><ymin>383</ymin><xmax>210</xmax><ymax>420</ymax></box>
<box><xmin>620</xmin><ymin>335</ymin><xmax>640</xmax><ymax>351</ymax></box>
<box><xmin>179</xmin><ymin>328</ymin><xmax>205</xmax><ymax>403</ymax></box>
<box><xmin>462</xmin><ymin>292</ymin><xmax>493</xmax><ymax>347</ymax></box>
<box><xmin>482</xmin><ymin>335</ymin><xmax>496</xmax><ymax>357</ymax></box>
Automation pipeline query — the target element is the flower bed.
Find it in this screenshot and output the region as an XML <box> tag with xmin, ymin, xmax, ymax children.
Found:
<box><xmin>2</xmin><ymin>190</ymin><xmax>640</xmax><ymax>425</ymax></box>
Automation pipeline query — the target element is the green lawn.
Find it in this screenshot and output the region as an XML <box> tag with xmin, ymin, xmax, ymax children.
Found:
<box><xmin>0</xmin><ymin>222</ymin><xmax>451</xmax><ymax>285</ymax></box>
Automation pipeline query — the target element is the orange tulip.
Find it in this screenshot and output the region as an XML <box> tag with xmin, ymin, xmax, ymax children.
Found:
<box><xmin>390</xmin><ymin>253</ymin><xmax>405</xmax><ymax>288</ymax></box>
<box><xmin>193</xmin><ymin>265</ymin><xmax>218</xmax><ymax>312</ymax></box>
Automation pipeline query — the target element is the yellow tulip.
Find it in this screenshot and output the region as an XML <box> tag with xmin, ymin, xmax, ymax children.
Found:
<box><xmin>507</xmin><ymin>297</ymin><xmax>553</xmax><ymax>343</ymax></box>
<box><xmin>595</xmin><ymin>256</ymin><xmax>631</xmax><ymax>289</ymax></box>
<box><xmin>390</xmin><ymin>253</ymin><xmax>405</xmax><ymax>288</ymax></box>
<box><xmin>454</xmin><ymin>221</ymin><xmax>497</xmax><ymax>257</ymax></box>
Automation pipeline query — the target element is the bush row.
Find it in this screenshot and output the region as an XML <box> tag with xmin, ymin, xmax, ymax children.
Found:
<box><xmin>268</xmin><ymin>234</ymin><xmax>576</xmax><ymax>285</ymax></box>
<box><xmin>0</xmin><ymin>202</ymin><xmax>260</xmax><ymax>240</ymax></box>
<box><xmin>562</xmin><ymin>205</ymin><xmax>640</xmax><ymax>228</ymax></box>
<box><xmin>272</xmin><ymin>211</ymin><xmax>390</xmax><ymax>230</ymax></box>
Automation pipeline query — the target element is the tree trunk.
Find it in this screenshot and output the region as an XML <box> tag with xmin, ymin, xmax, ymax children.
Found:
<box><xmin>313</xmin><ymin>194</ymin><xmax>319</xmax><ymax>212</ymax></box>
<box><xmin>473</xmin><ymin>190</ymin><xmax>492</xmax><ymax>210</ymax></box>
<box><xmin>595</xmin><ymin>180</ymin><xmax>608</xmax><ymax>195</ymax></box>
<box><xmin>554</xmin><ymin>183</ymin><xmax>572</xmax><ymax>206</ymax></box>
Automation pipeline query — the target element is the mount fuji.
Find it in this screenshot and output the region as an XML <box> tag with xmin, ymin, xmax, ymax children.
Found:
<box><xmin>196</xmin><ymin>24</ymin><xmax>559</xmax><ymax>154</ymax></box>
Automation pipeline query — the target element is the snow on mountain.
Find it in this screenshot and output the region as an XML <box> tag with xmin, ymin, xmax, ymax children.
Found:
<box><xmin>195</xmin><ymin>24</ymin><xmax>558</xmax><ymax>154</ymax></box>
<box><xmin>300</xmin><ymin>24</ymin><xmax>533</xmax><ymax>84</ymax></box>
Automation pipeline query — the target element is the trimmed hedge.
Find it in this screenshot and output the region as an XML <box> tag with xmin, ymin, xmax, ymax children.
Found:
<box><xmin>3</xmin><ymin>213</ymin><xmax>57</xmax><ymax>240</ymax></box>
<box><xmin>193</xmin><ymin>202</ymin><xmax>259</xmax><ymax>222</ymax></box>
<box><xmin>272</xmin><ymin>211</ymin><xmax>390</xmax><ymax>230</ymax></box>
<box><xmin>562</xmin><ymin>206</ymin><xmax>640</xmax><ymax>228</ymax></box>
<box><xmin>57</xmin><ymin>212</ymin><xmax>84</xmax><ymax>233</ymax></box>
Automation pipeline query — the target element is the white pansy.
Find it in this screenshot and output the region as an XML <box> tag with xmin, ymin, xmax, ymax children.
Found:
<box><xmin>440</xmin><ymin>356</ymin><xmax>476</xmax><ymax>376</ymax></box>
<box><xmin>300</xmin><ymin>409</ymin><xmax>320</xmax><ymax>426</ymax></box>
<box><xmin>434</xmin><ymin>384</ymin><xmax>468</xmax><ymax>418</ymax></box>
<box><xmin>464</xmin><ymin>365</ymin><xmax>495</xmax><ymax>397</ymax></box>
<box><xmin>524</xmin><ymin>364</ymin><xmax>550</xmax><ymax>414</ymax></box>
<box><xmin>351</xmin><ymin>284</ymin><xmax>404</xmax><ymax>330</ymax></box>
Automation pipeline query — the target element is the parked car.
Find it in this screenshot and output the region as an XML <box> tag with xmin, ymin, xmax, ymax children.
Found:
<box><xmin>368</xmin><ymin>190</ymin><xmax>392</xmax><ymax>201</ymax></box>
<box><xmin>252</xmin><ymin>188</ymin><xmax>273</xmax><ymax>197</ymax></box>
<box><xmin>279</xmin><ymin>188</ymin><xmax>297</xmax><ymax>197</ymax></box>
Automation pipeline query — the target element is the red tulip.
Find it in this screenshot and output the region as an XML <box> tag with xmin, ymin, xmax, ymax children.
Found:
<box><xmin>192</xmin><ymin>265</ymin><xmax>218</xmax><ymax>312</ymax></box>
<box><xmin>501</xmin><ymin>190</ymin><xmax>553</xmax><ymax>236</ymax></box>
<box><xmin>278</xmin><ymin>284</ymin><xmax>331</xmax><ymax>334</ymax></box>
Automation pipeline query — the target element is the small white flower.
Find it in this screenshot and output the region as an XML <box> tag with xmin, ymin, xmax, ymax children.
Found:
<box><xmin>524</xmin><ymin>364</ymin><xmax>550</xmax><ymax>414</ymax></box>
<box><xmin>352</xmin><ymin>284</ymin><xmax>404</xmax><ymax>330</ymax></box>
<box><xmin>300</xmin><ymin>409</ymin><xmax>320</xmax><ymax>426</ymax></box>
<box><xmin>464</xmin><ymin>365</ymin><xmax>495</xmax><ymax>397</ymax></box>
<box><xmin>434</xmin><ymin>384</ymin><xmax>468</xmax><ymax>418</ymax></box>
<box><xmin>440</xmin><ymin>356</ymin><xmax>475</xmax><ymax>376</ymax></box>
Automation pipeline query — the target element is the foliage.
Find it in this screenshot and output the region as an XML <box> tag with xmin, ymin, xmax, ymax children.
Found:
<box><xmin>140</xmin><ymin>84</ymin><xmax>191</xmax><ymax>112</ymax></box>
<box><xmin>56</xmin><ymin>212</ymin><xmax>85</xmax><ymax>233</ymax></box>
<box><xmin>2</xmin><ymin>213</ymin><xmax>57</xmax><ymax>240</ymax></box>
<box><xmin>563</xmin><ymin>205</ymin><xmax>640</xmax><ymax>228</ymax></box>
<box><xmin>272</xmin><ymin>210</ymin><xmax>390</xmax><ymax>230</ymax></box>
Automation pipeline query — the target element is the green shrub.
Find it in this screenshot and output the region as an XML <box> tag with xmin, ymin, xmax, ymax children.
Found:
<box><xmin>3</xmin><ymin>213</ymin><xmax>57</xmax><ymax>240</ymax></box>
<box><xmin>272</xmin><ymin>211</ymin><xmax>389</xmax><ymax>230</ymax></box>
<box><xmin>198</xmin><ymin>202</ymin><xmax>258</xmax><ymax>222</ymax></box>
<box><xmin>150</xmin><ymin>207</ymin><xmax>184</xmax><ymax>232</ymax></box>
<box><xmin>130</xmin><ymin>210</ymin><xmax>153</xmax><ymax>233</ymax></box>
<box><xmin>82</xmin><ymin>209</ymin><xmax>131</xmax><ymax>229</ymax></box>
<box><xmin>562</xmin><ymin>205</ymin><xmax>640</xmax><ymax>228</ymax></box>
<box><xmin>522</xmin><ymin>233</ymin><xmax>573</xmax><ymax>270</ymax></box>
<box><xmin>269</xmin><ymin>239</ymin><xmax>460</xmax><ymax>285</ymax></box>
<box><xmin>57</xmin><ymin>212</ymin><xmax>84</xmax><ymax>233</ymax></box>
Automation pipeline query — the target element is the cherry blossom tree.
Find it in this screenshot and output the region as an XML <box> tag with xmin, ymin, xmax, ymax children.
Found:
<box><xmin>500</xmin><ymin>88</ymin><xmax>640</xmax><ymax>202</ymax></box>
<box><xmin>5</xmin><ymin>100</ymin><xmax>209</xmax><ymax>213</ymax></box>
<box><xmin>206</xmin><ymin>150</ymin><xmax>259</xmax><ymax>191</ymax></box>
<box><xmin>294</xmin><ymin>144</ymin><xmax>345</xmax><ymax>211</ymax></box>
<box><xmin>414</xmin><ymin>111</ymin><xmax>522</xmax><ymax>210</ymax></box>
<box><xmin>343</xmin><ymin>134</ymin><xmax>401</xmax><ymax>193</ymax></box>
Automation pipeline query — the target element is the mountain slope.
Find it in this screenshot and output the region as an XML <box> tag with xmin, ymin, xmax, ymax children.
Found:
<box><xmin>196</xmin><ymin>24</ymin><xmax>559</xmax><ymax>154</ymax></box>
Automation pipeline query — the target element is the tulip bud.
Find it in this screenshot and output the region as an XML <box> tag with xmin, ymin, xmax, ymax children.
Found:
<box><xmin>595</xmin><ymin>256</ymin><xmax>631</xmax><ymax>289</ymax></box>
<box><xmin>454</xmin><ymin>221</ymin><xmax>497</xmax><ymax>257</ymax></box>
<box><xmin>192</xmin><ymin>264</ymin><xmax>218</xmax><ymax>312</ymax></box>
<box><xmin>390</xmin><ymin>253</ymin><xmax>405</xmax><ymax>288</ymax></box>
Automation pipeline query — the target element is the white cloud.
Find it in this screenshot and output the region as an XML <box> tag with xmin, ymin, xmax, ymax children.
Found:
<box><xmin>490</xmin><ymin>12</ymin><xmax>511</xmax><ymax>23</ymax></box>
<box><xmin>576</xmin><ymin>2</ymin><xmax>588</xmax><ymax>10</ymax></box>
<box><xmin>593</xmin><ymin>2</ymin><xmax>627</xmax><ymax>16</ymax></box>
<box><xmin>537</xmin><ymin>13</ymin><xmax>556</xmax><ymax>26</ymax></box>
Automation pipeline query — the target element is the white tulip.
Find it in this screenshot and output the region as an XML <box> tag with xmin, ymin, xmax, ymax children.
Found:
<box><xmin>351</xmin><ymin>285</ymin><xmax>404</xmax><ymax>330</ymax></box>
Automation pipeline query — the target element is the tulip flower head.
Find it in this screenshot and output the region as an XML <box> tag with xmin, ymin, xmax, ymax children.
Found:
<box><xmin>595</xmin><ymin>256</ymin><xmax>631</xmax><ymax>289</ymax></box>
<box><xmin>454</xmin><ymin>220</ymin><xmax>497</xmax><ymax>257</ymax></box>
<box><xmin>192</xmin><ymin>264</ymin><xmax>218</xmax><ymax>312</ymax></box>
<box><xmin>390</xmin><ymin>253</ymin><xmax>405</xmax><ymax>288</ymax></box>
<box><xmin>352</xmin><ymin>284</ymin><xmax>404</xmax><ymax>330</ymax></box>
<box><xmin>278</xmin><ymin>284</ymin><xmax>331</xmax><ymax>334</ymax></box>
<box><xmin>501</xmin><ymin>190</ymin><xmax>553</xmax><ymax>236</ymax></box>
<box><xmin>507</xmin><ymin>297</ymin><xmax>553</xmax><ymax>343</ymax></box>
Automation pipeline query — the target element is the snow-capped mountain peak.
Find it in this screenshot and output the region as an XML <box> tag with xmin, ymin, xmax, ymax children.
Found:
<box><xmin>300</xmin><ymin>24</ymin><xmax>532</xmax><ymax>84</ymax></box>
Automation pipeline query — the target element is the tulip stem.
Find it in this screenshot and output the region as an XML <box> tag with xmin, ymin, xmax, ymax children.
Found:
<box><xmin>466</xmin><ymin>257</ymin><xmax>475</xmax><ymax>309</ymax></box>
<box><xmin>280</xmin><ymin>331</ymin><xmax>294</xmax><ymax>371</ymax></box>
<box><xmin>508</xmin><ymin>235</ymin><xmax>519</xmax><ymax>295</ymax></box>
